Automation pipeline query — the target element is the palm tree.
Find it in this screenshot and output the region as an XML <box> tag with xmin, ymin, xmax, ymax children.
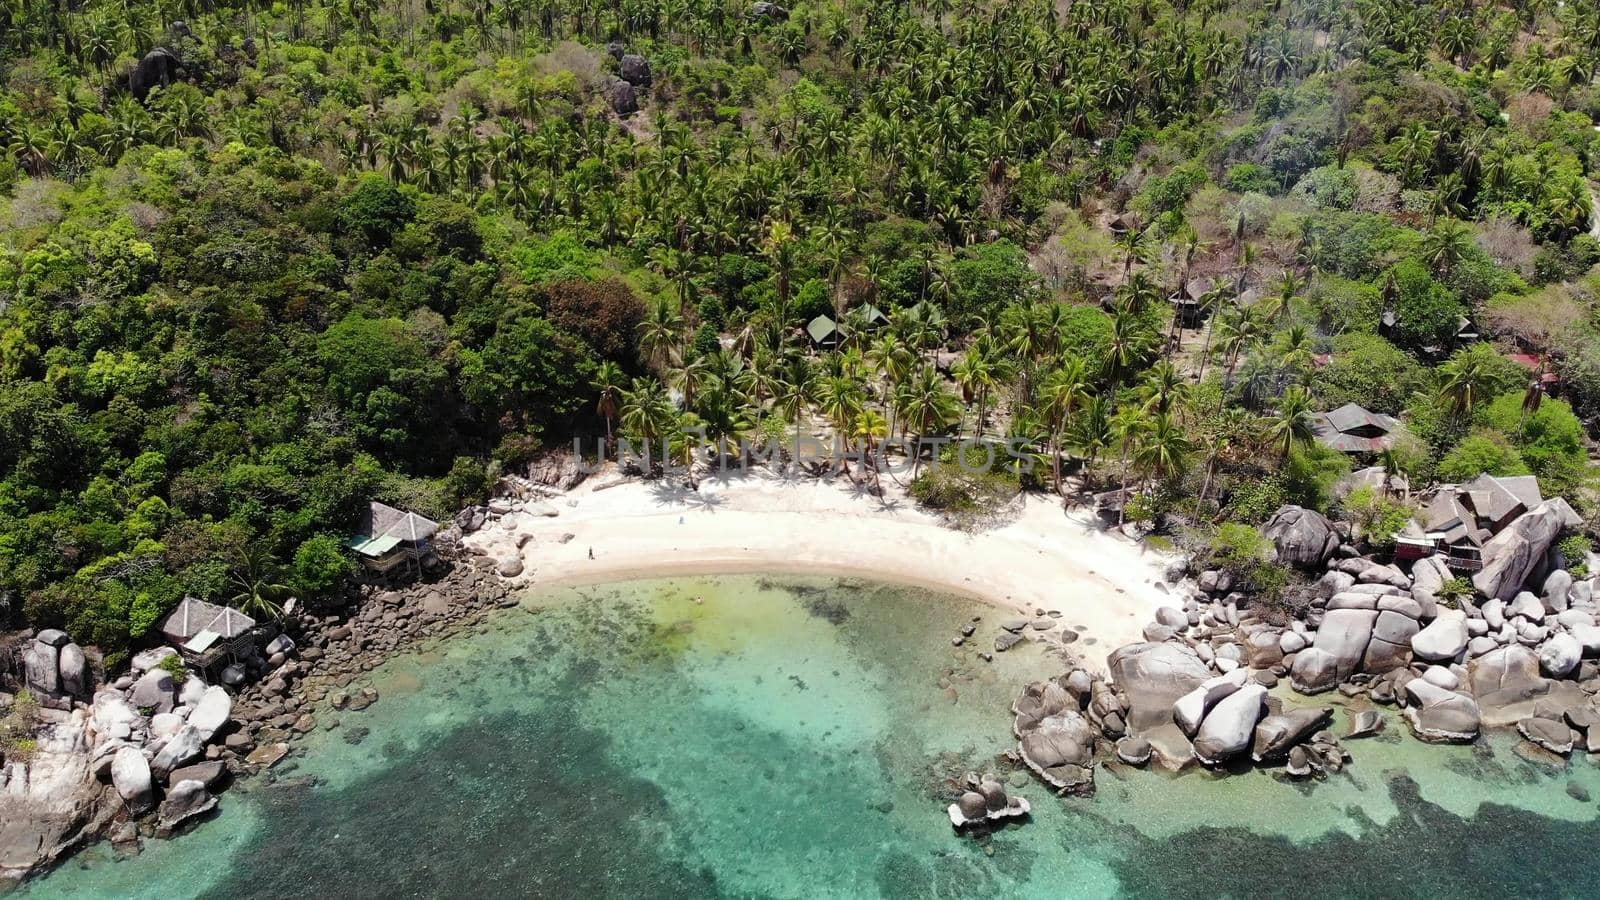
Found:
<box><xmin>1437</xmin><ymin>351</ymin><xmax>1497</xmax><ymax>422</ymax></box>
<box><xmin>1110</xmin><ymin>404</ymin><xmax>1148</xmax><ymax>525</ymax></box>
<box><xmin>592</xmin><ymin>361</ymin><xmax>625</xmax><ymax>452</ymax></box>
<box><xmin>773</xmin><ymin>355</ymin><xmax>815</xmax><ymax>469</ymax></box>
<box><xmin>1133</xmin><ymin>411</ymin><xmax>1193</xmax><ymax>494</ymax></box>
<box><xmin>815</xmin><ymin>373</ymin><xmax>866</xmax><ymax>470</ymax></box>
<box><xmin>1421</xmin><ymin>219</ymin><xmax>1473</xmax><ymax>276</ymax></box>
<box><xmin>1266</xmin><ymin>386</ymin><xmax>1318</xmax><ymax>459</ymax></box>
<box><xmin>620</xmin><ymin>377</ymin><xmax>678</xmax><ymax>472</ymax></box>
<box><xmin>1038</xmin><ymin>357</ymin><xmax>1092</xmax><ymax>495</ymax></box>
<box><xmin>896</xmin><ymin>365</ymin><xmax>959</xmax><ymax>477</ymax></box>
<box><xmin>638</xmin><ymin>297</ymin><xmax>685</xmax><ymax>372</ymax></box>
<box><xmin>230</xmin><ymin>548</ymin><xmax>290</xmax><ymax>620</ymax></box>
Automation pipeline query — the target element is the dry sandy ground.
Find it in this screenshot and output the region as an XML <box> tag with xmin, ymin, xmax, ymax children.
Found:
<box><xmin>464</xmin><ymin>465</ymin><xmax>1179</xmax><ymax>666</ymax></box>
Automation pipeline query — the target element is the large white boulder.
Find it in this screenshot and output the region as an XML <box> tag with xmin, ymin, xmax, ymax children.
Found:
<box><xmin>1172</xmin><ymin>670</ymin><xmax>1247</xmax><ymax>738</ymax></box>
<box><xmin>150</xmin><ymin>725</ymin><xmax>204</xmax><ymax>779</ymax></box>
<box><xmin>1411</xmin><ymin>610</ymin><xmax>1469</xmax><ymax>663</ymax></box>
<box><xmin>110</xmin><ymin>746</ymin><xmax>154</xmax><ymax>814</ymax></box>
<box><xmin>1403</xmin><ymin>679</ymin><xmax>1481</xmax><ymax>742</ymax></box>
<box><xmin>1474</xmin><ymin>501</ymin><xmax>1572</xmax><ymax>601</ymax></box>
<box><xmin>186</xmin><ymin>686</ymin><xmax>233</xmax><ymax>742</ymax></box>
<box><xmin>1191</xmin><ymin>684</ymin><xmax>1268</xmax><ymax>765</ymax></box>
<box><xmin>1538</xmin><ymin>633</ymin><xmax>1582</xmax><ymax>678</ymax></box>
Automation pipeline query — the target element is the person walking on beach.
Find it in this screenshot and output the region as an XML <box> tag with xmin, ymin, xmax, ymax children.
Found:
<box><xmin>588</xmin><ymin>547</ymin><xmax>594</xmax><ymax>559</ymax></box>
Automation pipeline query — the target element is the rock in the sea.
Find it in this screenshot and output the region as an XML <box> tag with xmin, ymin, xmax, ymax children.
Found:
<box><xmin>1411</xmin><ymin>610</ymin><xmax>1468</xmax><ymax>663</ymax></box>
<box><xmin>156</xmin><ymin>780</ymin><xmax>216</xmax><ymax>834</ymax></box>
<box><xmin>1518</xmin><ymin>716</ymin><xmax>1575</xmax><ymax>755</ymax></box>
<box><xmin>167</xmin><ymin>760</ymin><xmax>226</xmax><ymax>789</ymax></box>
<box><xmin>1473</xmin><ymin>500</ymin><xmax>1574</xmax><ymax>601</ymax></box>
<box><xmin>1115</xmin><ymin>735</ymin><xmax>1152</xmax><ymax>766</ymax></box>
<box><xmin>1289</xmin><ymin>647</ymin><xmax>1340</xmax><ymax>694</ymax></box>
<box><xmin>1262</xmin><ymin>505</ymin><xmax>1340</xmax><ymax>569</ymax></box>
<box><xmin>1403</xmin><ymin>680</ymin><xmax>1481</xmax><ymax>742</ymax></box>
<box><xmin>1345</xmin><ymin>709</ymin><xmax>1385</xmax><ymax>739</ymax></box>
<box><xmin>1172</xmin><ymin>670</ymin><xmax>1247</xmax><ymax>738</ymax></box>
<box><xmin>1018</xmin><ymin>711</ymin><xmax>1097</xmax><ymax>794</ymax></box>
<box><xmin>1286</xmin><ymin>745</ymin><xmax>1313</xmax><ymax>777</ymax></box>
<box><xmin>110</xmin><ymin>746</ymin><xmax>154</xmax><ymax>814</ymax></box>
<box><xmin>1191</xmin><ymin>684</ymin><xmax>1268</xmax><ymax>765</ymax></box>
<box><xmin>1469</xmin><ymin>644</ymin><xmax>1550</xmax><ymax>714</ymax></box>
<box><xmin>495</xmin><ymin>555</ymin><xmax>524</xmax><ymax>578</ymax></box>
<box><xmin>1310</xmin><ymin>608</ymin><xmax>1379</xmax><ymax>680</ymax></box>
<box><xmin>1251</xmin><ymin>706</ymin><xmax>1333</xmax><ymax>762</ymax></box>
<box><xmin>1107</xmin><ymin>642</ymin><xmax>1211</xmax><ymax>733</ymax></box>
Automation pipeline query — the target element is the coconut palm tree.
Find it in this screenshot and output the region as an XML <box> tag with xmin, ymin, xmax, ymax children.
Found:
<box><xmin>638</xmin><ymin>297</ymin><xmax>685</xmax><ymax>372</ymax></box>
<box><xmin>230</xmin><ymin>548</ymin><xmax>290</xmax><ymax>620</ymax></box>
<box><xmin>620</xmin><ymin>377</ymin><xmax>678</xmax><ymax>472</ymax></box>
<box><xmin>1266</xmin><ymin>386</ymin><xmax>1318</xmax><ymax>459</ymax></box>
<box><xmin>1133</xmin><ymin>410</ymin><xmax>1193</xmax><ymax>494</ymax></box>
<box><xmin>896</xmin><ymin>364</ymin><xmax>959</xmax><ymax>477</ymax></box>
<box><xmin>592</xmin><ymin>361</ymin><xmax>625</xmax><ymax>452</ymax></box>
<box><xmin>772</xmin><ymin>355</ymin><xmax>815</xmax><ymax>468</ymax></box>
<box><xmin>1437</xmin><ymin>348</ymin><xmax>1498</xmax><ymax>422</ymax></box>
<box><xmin>1038</xmin><ymin>357</ymin><xmax>1092</xmax><ymax>495</ymax></box>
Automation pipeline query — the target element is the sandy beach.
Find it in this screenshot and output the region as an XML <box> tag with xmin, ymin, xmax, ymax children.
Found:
<box><xmin>464</xmin><ymin>466</ymin><xmax>1178</xmax><ymax>661</ymax></box>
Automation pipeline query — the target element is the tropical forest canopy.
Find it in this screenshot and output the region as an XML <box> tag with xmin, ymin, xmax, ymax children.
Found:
<box><xmin>5</xmin><ymin>0</ymin><xmax>1600</xmax><ymax>662</ymax></box>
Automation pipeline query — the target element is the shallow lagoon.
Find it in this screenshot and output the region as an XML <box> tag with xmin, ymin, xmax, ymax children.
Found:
<box><xmin>27</xmin><ymin>575</ymin><xmax>1600</xmax><ymax>899</ymax></box>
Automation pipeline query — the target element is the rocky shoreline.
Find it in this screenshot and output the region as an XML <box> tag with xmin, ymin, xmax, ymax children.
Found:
<box><xmin>996</xmin><ymin>499</ymin><xmax>1600</xmax><ymax>802</ymax></box>
<box><xmin>0</xmin><ymin>549</ymin><xmax>518</xmax><ymax>887</ymax></box>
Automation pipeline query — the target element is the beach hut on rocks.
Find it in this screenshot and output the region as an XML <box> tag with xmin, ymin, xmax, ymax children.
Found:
<box><xmin>159</xmin><ymin>597</ymin><xmax>259</xmax><ymax>671</ymax></box>
<box><xmin>1409</xmin><ymin>474</ymin><xmax>1555</xmax><ymax>573</ymax></box>
<box><xmin>345</xmin><ymin>501</ymin><xmax>440</xmax><ymax>577</ymax></box>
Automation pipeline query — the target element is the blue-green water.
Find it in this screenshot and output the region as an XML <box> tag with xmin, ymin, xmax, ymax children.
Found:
<box><xmin>24</xmin><ymin>575</ymin><xmax>1600</xmax><ymax>899</ymax></box>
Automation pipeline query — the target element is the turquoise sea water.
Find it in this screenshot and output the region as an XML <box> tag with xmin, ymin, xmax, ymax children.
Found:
<box><xmin>25</xmin><ymin>574</ymin><xmax>1600</xmax><ymax>899</ymax></box>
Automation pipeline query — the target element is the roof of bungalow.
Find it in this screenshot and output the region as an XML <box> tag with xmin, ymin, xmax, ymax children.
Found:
<box><xmin>1169</xmin><ymin>277</ymin><xmax>1213</xmax><ymax>304</ymax></box>
<box><xmin>1312</xmin><ymin>403</ymin><xmax>1401</xmax><ymax>452</ymax></box>
<box><xmin>1421</xmin><ymin>473</ymin><xmax>1548</xmax><ymax>547</ymax></box>
<box><xmin>346</xmin><ymin>501</ymin><xmax>439</xmax><ymax>557</ymax></box>
<box><xmin>807</xmin><ymin>314</ymin><xmax>839</xmax><ymax>344</ymax></box>
<box><xmin>855</xmin><ymin>304</ymin><xmax>889</xmax><ymax>325</ymax></box>
<box><xmin>160</xmin><ymin>597</ymin><xmax>257</xmax><ymax>644</ymax></box>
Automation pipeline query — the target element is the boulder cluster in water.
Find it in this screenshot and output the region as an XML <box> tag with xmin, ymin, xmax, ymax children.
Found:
<box><xmin>1012</xmin><ymin>499</ymin><xmax>1600</xmax><ymax>797</ymax></box>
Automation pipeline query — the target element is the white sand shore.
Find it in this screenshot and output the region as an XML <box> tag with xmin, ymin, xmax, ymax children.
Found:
<box><xmin>465</xmin><ymin>466</ymin><xmax>1178</xmax><ymax>666</ymax></box>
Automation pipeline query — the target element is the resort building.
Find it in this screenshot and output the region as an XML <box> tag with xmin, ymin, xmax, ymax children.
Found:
<box><xmin>1312</xmin><ymin>403</ymin><xmax>1402</xmax><ymax>454</ymax></box>
<box><xmin>1398</xmin><ymin>474</ymin><xmax>1578</xmax><ymax>572</ymax></box>
<box><xmin>345</xmin><ymin>501</ymin><xmax>441</xmax><ymax>576</ymax></box>
<box><xmin>158</xmin><ymin>597</ymin><xmax>259</xmax><ymax>671</ymax></box>
<box><xmin>806</xmin><ymin>314</ymin><xmax>841</xmax><ymax>348</ymax></box>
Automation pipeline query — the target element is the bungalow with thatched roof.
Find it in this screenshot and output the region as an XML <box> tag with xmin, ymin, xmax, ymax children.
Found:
<box><xmin>159</xmin><ymin>597</ymin><xmax>258</xmax><ymax>669</ymax></box>
<box><xmin>345</xmin><ymin>501</ymin><xmax>440</xmax><ymax>576</ymax></box>
<box><xmin>1312</xmin><ymin>403</ymin><xmax>1402</xmax><ymax>454</ymax></box>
